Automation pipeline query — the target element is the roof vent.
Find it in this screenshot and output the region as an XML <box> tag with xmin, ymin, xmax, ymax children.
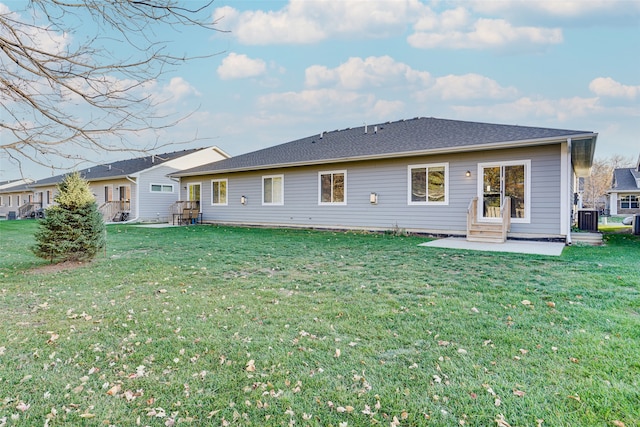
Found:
<box><xmin>364</xmin><ymin>123</ymin><xmax>368</xmax><ymax>134</ymax></box>
<box><xmin>152</xmin><ymin>155</ymin><xmax>155</xmax><ymax>163</ymax></box>
<box><xmin>320</xmin><ymin>132</ymin><xmax>324</xmax><ymax>139</ymax></box>
<box><xmin>108</xmin><ymin>165</ymin><xmax>111</xmax><ymax>171</ymax></box>
<box><xmin>374</xmin><ymin>126</ymin><xmax>378</xmax><ymax>134</ymax></box>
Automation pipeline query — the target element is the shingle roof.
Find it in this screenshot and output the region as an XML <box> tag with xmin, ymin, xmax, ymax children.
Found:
<box><xmin>612</xmin><ymin>168</ymin><xmax>640</xmax><ymax>192</ymax></box>
<box><xmin>174</xmin><ymin>117</ymin><xmax>595</xmax><ymax>177</ymax></box>
<box><xmin>28</xmin><ymin>148</ymin><xmax>203</xmax><ymax>188</ymax></box>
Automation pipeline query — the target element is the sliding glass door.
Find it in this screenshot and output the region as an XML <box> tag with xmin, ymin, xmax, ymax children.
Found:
<box><xmin>480</xmin><ymin>161</ymin><xmax>528</xmax><ymax>221</ymax></box>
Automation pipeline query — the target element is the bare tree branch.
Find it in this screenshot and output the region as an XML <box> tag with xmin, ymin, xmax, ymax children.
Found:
<box><xmin>1</xmin><ymin>0</ymin><xmax>224</xmax><ymax>176</ymax></box>
<box><xmin>582</xmin><ymin>155</ymin><xmax>635</xmax><ymax>211</ymax></box>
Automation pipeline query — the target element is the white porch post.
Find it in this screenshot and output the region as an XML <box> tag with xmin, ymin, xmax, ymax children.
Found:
<box><xmin>560</xmin><ymin>139</ymin><xmax>571</xmax><ymax>243</ymax></box>
<box><xmin>610</xmin><ymin>193</ymin><xmax>618</xmax><ymax>215</ymax></box>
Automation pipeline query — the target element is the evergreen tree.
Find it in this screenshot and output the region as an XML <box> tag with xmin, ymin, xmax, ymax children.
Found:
<box><xmin>32</xmin><ymin>172</ymin><xmax>106</xmax><ymax>263</ymax></box>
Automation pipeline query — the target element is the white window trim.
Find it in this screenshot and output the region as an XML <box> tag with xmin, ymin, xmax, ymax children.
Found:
<box><xmin>318</xmin><ymin>170</ymin><xmax>347</xmax><ymax>205</ymax></box>
<box><xmin>149</xmin><ymin>183</ymin><xmax>174</xmax><ymax>193</ymax></box>
<box><xmin>262</xmin><ymin>174</ymin><xmax>284</xmax><ymax>206</ymax></box>
<box><xmin>477</xmin><ymin>159</ymin><xmax>531</xmax><ymax>224</ymax></box>
<box><xmin>407</xmin><ymin>163</ymin><xmax>449</xmax><ymax>206</ymax></box>
<box><xmin>211</xmin><ymin>179</ymin><xmax>228</xmax><ymax>206</ymax></box>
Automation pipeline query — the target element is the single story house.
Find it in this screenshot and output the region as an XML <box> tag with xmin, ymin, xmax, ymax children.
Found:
<box><xmin>0</xmin><ymin>178</ymin><xmax>34</xmax><ymax>219</ymax></box>
<box><xmin>171</xmin><ymin>117</ymin><xmax>597</xmax><ymax>243</ymax></box>
<box><xmin>608</xmin><ymin>154</ymin><xmax>640</xmax><ymax>216</ymax></box>
<box><xmin>1</xmin><ymin>146</ymin><xmax>229</xmax><ymax>222</ymax></box>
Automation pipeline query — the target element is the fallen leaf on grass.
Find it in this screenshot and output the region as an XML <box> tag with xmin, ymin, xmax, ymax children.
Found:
<box><xmin>245</xmin><ymin>360</ymin><xmax>256</xmax><ymax>372</ymax></box>
<box><xmin>16</xmin><ymin>402</ymin><xmax>30</xmax><ymax>412</ymax></box>
<box><xmin>569</xmin><ymin>357</ymin><xmax>580</xmax><ymax>363</ymax></box>
<box><xmin>106</xmin><ymin>384</ymin><xmax>121</xmax><ymax>396</ymax></box>
<box><xmin>495</xmin><ymin>414</ymin><xmax>512</xmax><ymax>427</ymax></box>
<box><xmin>546</xmin><ymin>301</ymin><xmax>556</xmax><ymax>308</ymax></box>
<box><xmin>334</xmin><ymin>348</ymin><xmax>341</xmax><ymax>358</ymax></box>
<box><xmin>513</xmin><ymin>390</ymin><xmax>525</xmax><ymax>397</ymax></box>
<box><xmin>46</xmin><ymin>333</ymin><xmax>59</xmax><ymax>344</ymax></box>
<box><xmin>521</xmin><ymin>300</ymin><xmax>532</xmax><ymax>306</ymax></box>
<box><xmin>567</xmin><ymin>394</ymin><xmax>581</xmax><ymax>402</ymax></box>
<box><xmin>611</xmin><ymin>421</ymin><xmax>625</xmax><ymax>427</ymax></box>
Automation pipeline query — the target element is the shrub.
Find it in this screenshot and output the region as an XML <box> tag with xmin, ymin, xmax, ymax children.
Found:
<box><xmin>32</xmin><ymin>172</ymin><xmax>106</xmax><ymax>262</ymax></box>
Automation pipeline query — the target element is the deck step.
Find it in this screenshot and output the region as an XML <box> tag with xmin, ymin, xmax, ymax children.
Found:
<box><xmin>467</xmin><ymin>222</ymin><xmax>506</xmax><ymax>243</ymax></box>
<box><xmin>571</xmin><ymin>232</ymin><xmax>603</xmax><ymax>245</ymax></box>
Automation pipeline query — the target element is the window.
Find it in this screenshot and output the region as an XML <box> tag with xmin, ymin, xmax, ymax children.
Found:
<box><xmin>150</xmin><ymin>184</ymin><xmax>173</xmax><ymax>193</ymax></box>
<box><xmin>319</xmin><ymin>171</ymin><xmax>346</xmax><ymax>204</ymax></box>
<box><xmin>408</xmin><ymin>163</ymin><xmax>448</xmax><ymax>204</ymax></box>
<box><xmin>620</xmin><ymin>195</ymin><xmax>639</xmax><ymax>209</ymax></box>
<box><xmin>211</xmin><ymin>179</ymin><xmax>227</xmax><ymax>205</ymax></box>
<box><xmin>263</xmin><ymin>175</ymin><xmax>284</xmax><ymax>205</ymax></box>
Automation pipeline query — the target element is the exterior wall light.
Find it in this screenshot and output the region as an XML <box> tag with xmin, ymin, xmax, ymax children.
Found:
<box><xmin>370</xmin><ymin>192</ymin><xmax>378</xmax><ymax>204</ymax></box>
<box><xmin>465</xmin><ymin>170</ymin><xmax>471</xmax><ymax>177</ymax></box>
<box><xmin>240</xmin><ymin>195</ymin><xmax>247</xmax><ymax>205</ymax></box>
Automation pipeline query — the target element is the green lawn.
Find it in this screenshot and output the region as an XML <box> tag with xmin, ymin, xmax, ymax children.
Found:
<box><xmin>0</xmin><ymin>221</ymin><xmax>638</xmax><ymax>426</ymax></box>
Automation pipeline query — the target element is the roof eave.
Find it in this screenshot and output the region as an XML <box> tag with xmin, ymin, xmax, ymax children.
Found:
<box><xmin>571</xmin><ymin>134</ymin><xmax>598</xmax><ymax>178</ymax></box>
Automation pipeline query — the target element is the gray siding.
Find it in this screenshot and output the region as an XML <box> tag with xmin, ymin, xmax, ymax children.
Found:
<box><xmin>181</xmin><ymin>144</ymin><xmax>564</xmax><ymax>238</ymax></box>
<box><xmin>137</xmin><ymin>166</ymin><xmax>181</xmax><ymax>222</ymax></box>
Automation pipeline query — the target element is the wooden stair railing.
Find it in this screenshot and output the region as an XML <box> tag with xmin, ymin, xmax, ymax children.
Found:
<box><xmin>467</xmin><ymin>196</ymin><xmax>511</xmax><ymax>243</ymax></box>
<box><xmin>18</xmin><ymin>202</ymin><xmax>42</xmax><ymax>218</ymax></box>
<box><xmin>99</xmin><ymin>201</ymin><xmax>131</xmax><ymax>222</ymax></box>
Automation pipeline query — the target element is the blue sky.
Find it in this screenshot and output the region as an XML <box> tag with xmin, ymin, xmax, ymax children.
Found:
<box><xmin>1</xmin><ymin>0</ymin><xmax>639</xmax><ymax>180</ymax></box>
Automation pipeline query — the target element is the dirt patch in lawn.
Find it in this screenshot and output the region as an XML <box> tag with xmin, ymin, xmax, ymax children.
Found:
<box><xmin>27</xmin><ymin>260</ymin><xmax>92</xmax><ymax>275</ymax></box>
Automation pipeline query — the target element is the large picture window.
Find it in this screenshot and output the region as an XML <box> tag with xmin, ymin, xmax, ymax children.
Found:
<box><xmin>211</xmin><ymin>179</ymin><xmax>227</xmax><ymax>205</ymax></box>
<box><xmin>319</xmin><ymin>171</ymin><xmax>346</xmax><ymax>205</ymax></box>
<box><xmin>408</xmin><ymin>163</ymin><xmax>448</xmax><ymax>204</ymax></box>
<box><xmin>263</xmin><ymin>175</ymin><xmax>284</xmax><ymax>205</ymax></box>
<box><xmin>620</xmin><ymin>195</ymin><xmax>639</xmax><ymax>209</ymax></box>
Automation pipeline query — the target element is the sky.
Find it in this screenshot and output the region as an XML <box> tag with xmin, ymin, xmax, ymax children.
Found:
<box><xmin>1</xmin><ymin>0</ymin><xmax>639</xmax><ymax>181</ymax></box>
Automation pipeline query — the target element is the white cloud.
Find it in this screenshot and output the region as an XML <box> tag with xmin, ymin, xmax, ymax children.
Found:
<box><xmin>163</xmin><ymin>77</ymin><xmax>201</xmax><ymax>99</ymax></box>
<box><xmin>217</xmin><ymin>53</ymin><xmax>267</xmax><ymax>80</ymax></box>
<box><xmin>470</xmin><ymin>0</ymin><xmax>640</xmax><ymax>19</ymax></box>
<box><xmin>305</xmin><ymin>56</ymin><xmax>431</xmax><ymax>90</ymax></box>
<box><xmin>257</xmin><ymin>89</ymin><xmax>372</xmax><ymax>113</ymax></box>
<box><xmin>589</xmin><ymin>77</ymin><xmax>640</xmax><ymax>99</ymax></box>
<box><xmin>371</xmin><ymin>99</ymin><xmax>405</xmax><ymax>117</ymax></box>
<box><xmin>420</xmin><ymin>74</ymin><xmax>518</xmax><ymax>101</ymax></box>
<box><xmin>213</xmin><ymin>0</ymin><xmax>427</xmax><ymax>45</ymax></box>
<box><xmin>408</xmin><ymin>17</ymin><xmax>562</xmax><ymax>50</ymax></box>
<box><xmin>453</xmin><ymin>96</ymin><xmax>601</xmax><ymax>122</ymax></box>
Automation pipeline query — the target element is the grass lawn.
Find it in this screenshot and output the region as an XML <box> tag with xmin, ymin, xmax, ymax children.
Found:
<box><xmin>0</xmin><ymin>221</ymin><xmax>638</xmax><ymax>426</ymax></box>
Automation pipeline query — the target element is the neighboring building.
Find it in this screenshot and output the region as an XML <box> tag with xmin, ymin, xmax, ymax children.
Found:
<box><xmin>172</xmin><ymin>117</ymin><xmax>597</xmax><ymax>243</ymax></box>
<box><xmin>608</xmin><ymin>154</ymin><xmax>640</xmax><ymax>216</ymax></box>
<box><xmin>1</xmin><ymin>147</ymin><xmax>229</xmax><ymax>222</ymax></box>
<box><xmin>0</xmin><ymin>178</ymin><xmax>34</xmax><ymax>219</ymax></box>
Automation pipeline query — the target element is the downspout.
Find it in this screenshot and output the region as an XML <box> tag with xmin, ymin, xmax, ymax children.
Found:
<box><xmin>564</xmin><ymin>139</ymin><xmax>572</xmax><ymax>245</ymax></box>
<box><xmin>119</xmin><ymin>176</ymin><xmax>139</xmax><ymax>223</ymax></box>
